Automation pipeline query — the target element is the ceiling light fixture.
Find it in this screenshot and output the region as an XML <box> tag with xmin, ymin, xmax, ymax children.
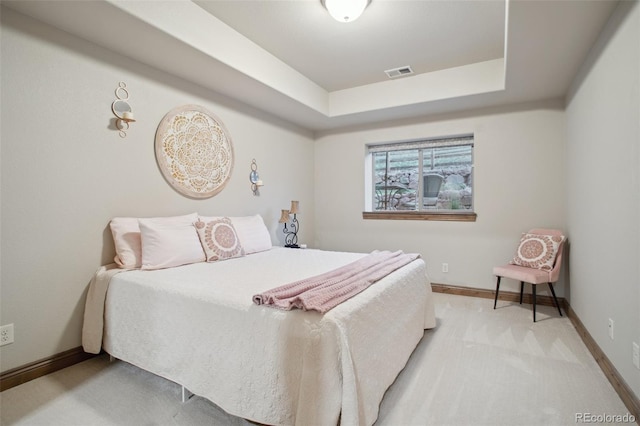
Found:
<box><xmin>322</xmin><ymin>0</ymin><xmax>371</xmax><ymax>23</ymax></box>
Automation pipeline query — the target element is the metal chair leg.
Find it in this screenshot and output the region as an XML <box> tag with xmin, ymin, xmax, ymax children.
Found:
<box><xmin>548</xmin><ymin>283</ymin><xmax>563</xmax><ymax>316</ymax></box>
<box><xmin>519</xmin><ymin>282</ymin><xmax>524</xmax><ymax>304</ymax></box>
<box><xmin>494</xmin><ymin>276</ymin><xmax>501</xmax><ymax>309</ymax></box>
<box><xmin>532</xmin><ymin>284</ymin><xmax>537</xmax><ymax>322</ymax></box>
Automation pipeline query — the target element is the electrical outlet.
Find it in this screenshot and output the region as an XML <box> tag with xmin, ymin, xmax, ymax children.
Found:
<box><xmin>442</xmin><ymin>263</ymin><xmax>449</xmax><ymax>273</ymax></box>
<box><xmin>0</xmin><ymin>324</ymin><xmax>14</xmax><ymax>346</ymax></box>
<box><xmin>633</xmin><ymin>342</ymin><xmax>639</xmax><ymax>369</ymax></box>
<box><xmin>608</xmin><ymin>318</ymin><xmax>614</xmax><ymax>340</ymax></box>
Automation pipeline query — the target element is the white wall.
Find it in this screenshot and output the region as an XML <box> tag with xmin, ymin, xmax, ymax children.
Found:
<box><xmin>0</xmin><ymin>8</ymin><xmax>315</xmax><ymax>372</ymax></box>
<box><xmin>566</xmin><ymin>1</ymin><xmax>640</xmax><ymax>398</ymax></box>
<box><xmin>314</xmin><ymin>101</ymin><xmax>567</xmax><ymax>293</ymax></box>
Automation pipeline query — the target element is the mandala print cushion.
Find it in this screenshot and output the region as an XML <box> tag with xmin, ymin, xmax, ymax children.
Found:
<box><xmin>510</xmin><ymin>233</ymin><xmax>564</xmax><ymax>271</ymax></box>
<box><xmin>195</xmin><ymin>217</ymin><xmax>245</xmax><ymax>262</ymax></box>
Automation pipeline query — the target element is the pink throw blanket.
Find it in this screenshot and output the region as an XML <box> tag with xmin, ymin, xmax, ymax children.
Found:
<box><xmin>253</xmin><ymin>250</ymin><xmax>420</xmax><ymax>313</ymax></box>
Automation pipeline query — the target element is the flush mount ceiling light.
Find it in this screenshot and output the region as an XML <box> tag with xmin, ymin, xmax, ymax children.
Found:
<box><xmin>322</xmin><ymin>0</ymin><xmax>371</xmax><ymax>23</ymax></box>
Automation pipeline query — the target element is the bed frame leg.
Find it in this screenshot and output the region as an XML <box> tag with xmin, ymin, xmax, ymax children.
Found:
<box><xmin>109</xmin><ymin>355</ymin><xmax>115</xmax><ymax>362</ymax></box>
<box><xmin>181</xmin><ymin>386</ymin><xmax>193</xmax><ymax>403</ymax></box>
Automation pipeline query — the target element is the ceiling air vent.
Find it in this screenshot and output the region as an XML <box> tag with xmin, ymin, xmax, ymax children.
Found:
<box><xmin>384</xmin><ymin>66</ymin><xmax>414</xmax><ymax>79</ymax></box>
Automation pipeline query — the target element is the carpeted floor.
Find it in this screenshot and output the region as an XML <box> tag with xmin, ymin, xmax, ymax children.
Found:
<box><xmin>0</xmin><ymin>293</ymin><xmax>632</xmax><ymax>425</ymax></box>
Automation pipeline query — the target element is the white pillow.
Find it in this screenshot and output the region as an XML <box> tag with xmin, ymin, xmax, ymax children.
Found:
<box><xmin>199</xmin><ymin>215</ymin><xmax>272</xmax><ymax>254</ymax></box>
<box><xmin>110</xmin><ymin>213</ymin><xmax>197</xmax><ymax>268</ymax></box>
<box><xmin>138</xmin><ymin>219</ymin><xmax>205</xmax><ymax>270</ymax></box>
<box><xmin>230</xmin><ymin>215</ymin><xmax>272</xmax><ymax>254</ymax></box>
<box><xmin>110</xmin><ymin>217</ymin><xmax>142</xmax><ymax>268</ymax></box>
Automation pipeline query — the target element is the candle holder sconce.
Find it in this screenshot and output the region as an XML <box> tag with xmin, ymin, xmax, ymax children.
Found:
<box><xmin>111</xmin><ymin>81</ymin><xmax>136</xmax><ymax>138</ymax></box>
<box><xmin>249</xmin><ymin>159</ymin><xmax>264</xmax><ymax>195</ymax></box>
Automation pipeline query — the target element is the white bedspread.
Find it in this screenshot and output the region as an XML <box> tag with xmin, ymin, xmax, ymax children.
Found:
<box><xmin>95</xmin><ymin>248</ymin><xmax>435</xmax><ymax>426</ymax></box>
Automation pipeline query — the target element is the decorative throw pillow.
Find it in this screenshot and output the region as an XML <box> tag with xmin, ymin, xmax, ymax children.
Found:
<box><xmin>138</xmin><ymin>219</ymin><xmax>205</xmax><ymax>270</ymax></box>
<box><xmin>110</xmin><ymin>213</ymin><xmax>198</xmax><ymax>268</ymax></box>
<box><xmin>195</xmin><ymin>217</ymin><xmax>245</xmax><ymax>262</ymax></box>
<box><xmin>510</xmin><ymin>233</ymin><xmax>565</xmax><ymax>271</ymax></box>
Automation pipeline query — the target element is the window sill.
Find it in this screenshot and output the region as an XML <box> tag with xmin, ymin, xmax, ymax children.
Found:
<box><xmin>362</xmin><ymin>211</ymin><xmax>477</xmax><ymax>222</ymax></box>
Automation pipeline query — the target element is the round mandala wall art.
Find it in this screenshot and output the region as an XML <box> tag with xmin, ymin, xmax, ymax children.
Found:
<box><xmin>155</xmin><ymin>105</ymin><xmax>234</xmax><ymax>199</ymax></box>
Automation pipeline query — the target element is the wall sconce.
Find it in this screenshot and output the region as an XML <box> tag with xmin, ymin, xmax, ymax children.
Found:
<box><xmin>111</xmin><ymin>81</ymin><xmax>135</xmax><ymax>138</ymax></box>
<box><xmin>279</xmin><ymin>201</ymin><xmax>300</xmax><ymax>248</ymax></box>
<box><xmin>249</xmin><ymin>159</ymin><xmax>264</xmax><ymax>196</ymax></box>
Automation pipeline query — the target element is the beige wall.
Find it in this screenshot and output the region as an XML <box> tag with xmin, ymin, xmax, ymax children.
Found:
<box><xmin>0</xmin><ymin>8</ymin><xmax>315</xmax><ymax>372</ymax></box>
<box><xmin>2</xmin><ymin>4</ymin><xmax>638</xmax><ymax>407</ymax></box>
<box><xmin>566</xmin><ymin>1</ymin><xmax>640</xmax><ymax>397</ymax></box>
<box><xmin>314</xmin><ymin>101</ymin><xmax>567</xmax><ymax>293</ymax></box>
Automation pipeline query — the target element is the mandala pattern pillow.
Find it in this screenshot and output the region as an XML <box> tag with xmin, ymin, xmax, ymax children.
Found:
<box><xmin>195</xmin><ymin>217</ymin><xmax>245</xmax><ymax>262</ymax></box>
<box><xmin>510</xmin><ymin>233</ymin><xmax>565</xmax><ymax>271</ymax></box>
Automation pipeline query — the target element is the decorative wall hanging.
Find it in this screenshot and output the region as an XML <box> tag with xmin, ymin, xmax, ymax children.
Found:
<box><xmin>249</xmin><ymin>159</ymin><xmax>264</xmax><ymax>196</ymax></box>
<box><xmin>111</xmin><ymin>81</ymin><xmax>135</xmax><ymax>138</ymax></box>
<box><xmin>155</xmin><ymin>105</ymin><xmax>234</xmax><ymax>199</ymax></box>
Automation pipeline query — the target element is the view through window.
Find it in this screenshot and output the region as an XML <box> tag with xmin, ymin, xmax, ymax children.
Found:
<box><xmin>368</xmin><ymin>136</ymin><xmax>474</xmax><ymax>213</ymax></box>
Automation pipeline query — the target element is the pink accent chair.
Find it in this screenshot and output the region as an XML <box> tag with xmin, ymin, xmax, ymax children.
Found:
<box><xmin>493</xmin><ymin>228</ymin><xmax>565</xmax><ymax>322</ymax></box>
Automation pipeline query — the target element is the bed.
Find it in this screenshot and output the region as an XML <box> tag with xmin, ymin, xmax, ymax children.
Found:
<box><xmin>83</xmin><ymin>216</ymin><xmax>435</xmax><ymax>426</ymax></box>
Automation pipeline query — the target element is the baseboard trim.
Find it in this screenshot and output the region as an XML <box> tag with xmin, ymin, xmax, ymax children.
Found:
<box><xmin>432</xmin><ymin>283</ymin><xmax>639</xmax><ymax>422</ymax></box>
<box><xmin>564</xmin><ymin>304</ymin><xmax>640</xmax><ymax>422</ymax></box>
<box><xmin>431</xmin><ymin>282</ymin><xmax>560</xmax><ymax>307</ymax></box>
<box><xmin>0</xmin><ymin>346</ymin><xmax>95</xmax><ymax>392</ymax></box>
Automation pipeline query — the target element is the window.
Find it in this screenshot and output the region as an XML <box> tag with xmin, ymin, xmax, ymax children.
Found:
<box><xmin>364</xmin><ymin>135</ymin><xmax>475</xmax><ymax>221</ymax></box>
